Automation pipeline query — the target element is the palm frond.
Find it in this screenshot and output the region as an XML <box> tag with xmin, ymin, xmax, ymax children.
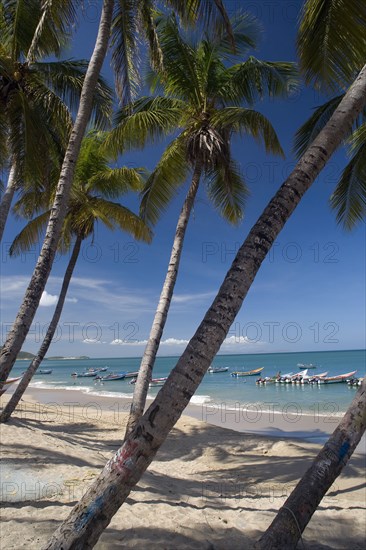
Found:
<box><xmin>105</xmin><ymin>96</ymin><xmax>183</xmax><ymax>156</ymax></box>
<box><xmin>330</xmin><ymin>124</ymin><xmax>366</xmax><ymax>229</ymax></box>
<box><xmin>294</xmin><ymin>95</ymin><xmax>344</xmax><ymax>157</ymax></box>
<box><xmin>211</xmin><ymin>107</ymin><xmax>284</xmax><ymax>157</ymax></box>
<box><xmin>154</xmin><ymin>15</ymin><xmax>203</xmax><ymax>105</ymax></box>
<box><xmin>140</xmin><ymin>135</ymin><xmax>189</xmax><ymax>225</ymax></box>
<box><xmin>86</xmin><ymin>167</ymin><xmax>148</xmax><ymax>197</ymax></box>
<box><xmin>9</xmin><ymin>210</ymin><xmax>51</xmax><ymax>256</ymax></box>
<box><xmin>33</xmin><ymin>60</ymin><xmax>113</xmax><ymax>129</ymax></box>
<box><xmin>139</xmin><ymin>1</ymin><xmax>164</xmax><ymax>73</ymax></box>
<box><xmin>90</xmin><ymin>197</ymin><xmax>152</xmax><ymax>243</ymax></box>
<box><xmin>206</xmin><ymin>159</ymin><xmax>248</xmax><ymax>224</ymax></box>
<box><xmin>111</xmin><ymin>0</ymin><xmax>141</xmax><ymax>105</ymax></box>
<box><xmin>226</xmin><ymin>57</ymin><xmax>299</xmax><ymax>105</ymax></box>
<box><xmin>208</xmin><ymin>10</ymin><xmax>261</xmax><ymax>60</ymax></box>
<box><xmin>297</xmin><ymin>0</ymin><xmax>366</xmax><ymax>91</ymax></box>
<box><xmin>26</xmin><ymin>0</ymin><xmax>78</xmax><ymax>61</ymax></box>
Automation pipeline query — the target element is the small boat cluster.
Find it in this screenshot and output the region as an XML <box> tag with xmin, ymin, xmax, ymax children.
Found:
<box><xmin>71</xmin><ymin>367</ymin><xmax>140</xmax><ymax>381</ymax></box>
<box><xmin>256</xmin><ymin>369</ymin><xmax>359</xmax><ymax>386</ymax></box>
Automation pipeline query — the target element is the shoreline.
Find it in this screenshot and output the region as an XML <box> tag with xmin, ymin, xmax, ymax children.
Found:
<box><xmin>13</xmin><ymin>385</ymin><xmax>366</xmax><ymax>454</ymax></box>
<box><xmin>1</xmin><ymin>386</ymin><xmax>366</xmax><ymax>549</ymax></box>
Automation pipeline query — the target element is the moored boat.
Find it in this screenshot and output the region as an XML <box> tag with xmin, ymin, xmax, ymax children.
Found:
<box><xmin>96</xmin><ymin>373</ymin><xmax>126</xmax><ymax>381</ymax></box>
<box><xmin>208</xmin><ymin>366</ymin><xmax>229</xmax><ymax>373</ymax></box>
<box><xmin>71</xmin><ymin>371</ymin><xmax>97</xmax><ymax>378</ymax></box>
<box><xmin>317</xmin><ymin>370</ymin><xmax>357</xmax><ymax>384</ymax></box>
<box><xmin>149</xmin><ymin>377</ymin><xmax>168</xmax><ymax>387</ymax></box>
<box><xmin>297</xmin><ymin>363</ymin><xmax>317</xmax><ymax>369</ymax></box>
<box><xmin>35</xmin><ymin>369</ymin><xmax>53</xmax><ymax>375</ymax></box>
<box><xmin>0</xmin><ymin>376</ymin><xmax>22</xmax><ymax>396</ymax></box>
<box><xmin>122</xmin><ymin>371</ymin><xmax>140</xmax><ymax>379</ymax></box>
<box><xmin>231</xmin><ymin>367</ymin><xmax>264</xmax><ymax>377</ymax></box>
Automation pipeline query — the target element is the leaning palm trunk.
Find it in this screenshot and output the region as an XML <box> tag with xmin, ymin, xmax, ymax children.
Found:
<box><xmin>0</xmin><ymin>0</ymin><xmax>114</xmax><ymax>390</ymax></box>
<box><xmin>256</xmin><ymin>380</ymin><xmax>366</xmax><ymax>549</ymax></box>
<box><xmin>43</xmin><ymin>66</ymin><xmax>366</xmax><ymax>550</ymax></box>
<box><xmin>0</xmin><ymin>165</ymin><xmax>17</xmax><ymax>242</ymax></box>
<box><xmin>125</xmin><ymin>166</ymin><xmax>202</xmax><ymax>437</ymax></box>
<box><xmin>0</xmin><ymin>237</ymin><xmax>82</xmax><ymax>423</ymax></box>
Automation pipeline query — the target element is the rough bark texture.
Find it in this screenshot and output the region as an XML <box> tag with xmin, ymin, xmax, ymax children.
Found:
<box><xmin>0</xmin><ymin>0</ymin><xmax>114</xmax><ymax>390</ymax></box>
<box><xmin>43</xmin><ymin>66</ymin><xmax>366</xmax><ymax>550</ymax></box>
<box><xmin>0</xmin><ymin>237</ymin><xmax>81</xmax><ymax>423</ymax></box>
<box><xmin>0</xmin><ymin>164</ymin><xmax>16</xmax><ymax>242</ymax></box>
<box><xmin>256</xmin><ymin>380</ymin><xmax>366</xmax><ymax>549</ymax></box>
<box><xmin>125</xmin><ymin>166</ymin><xmax>202</xmax><ymax>437</ymax></box>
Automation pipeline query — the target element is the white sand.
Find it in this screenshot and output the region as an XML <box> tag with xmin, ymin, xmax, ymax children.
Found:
<box><xmin>1</xmin><ymin>391</ymin><xmax>365</xmax><ymax>549</ymax></box>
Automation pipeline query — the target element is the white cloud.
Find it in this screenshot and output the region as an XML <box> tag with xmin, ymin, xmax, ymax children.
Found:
<box><xmin>172</xmin><ymin>292</ymin><xmax>215</xmax><ymax>303</ymax></box>
<box><xmin>66</xmin><ymin>297</ymin><xmax>78</xmax><ymax>303</ymax></box>
<box><xmin>83</xmin><ymin>338</ymin><xmax>102</xmax><ymax>344</ymax></box>
<box><xmin>110</xmin><ymin>337</ymin><xmax>189</xmax><ymax>347</ymax></box>
<box><xmin>40</xmin><ymin>291</ymin><xmax>58</xmax><ymax>307</ymax></box>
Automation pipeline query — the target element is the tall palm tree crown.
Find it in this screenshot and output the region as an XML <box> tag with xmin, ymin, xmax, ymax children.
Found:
<box><xmin>107</xmin><ymin>12</ymin><xmax>298</xmax><ymax>226</ymax></box>
<box><xmin>11</xmin><ymin>132</ymin><xmax>151</xmax><ymax>252</ymax></box>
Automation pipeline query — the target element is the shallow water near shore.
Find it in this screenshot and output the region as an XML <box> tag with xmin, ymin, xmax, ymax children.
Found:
<box><xmin>11</xmin><ymin>349</ymin><xmax>365</xmax><ymax>418</ymax></box>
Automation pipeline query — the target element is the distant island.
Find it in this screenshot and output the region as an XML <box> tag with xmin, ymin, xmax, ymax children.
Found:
<box><xmin>12</xmin><ymin>350</ymin><xmax>90</xmax><ymax>361</ymax></box>
<box><xmin>46</xmin><ymin>356</ymin><xmax>90</xmax><ymax>360</ymax></box>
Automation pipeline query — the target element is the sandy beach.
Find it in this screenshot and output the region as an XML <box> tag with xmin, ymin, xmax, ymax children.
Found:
<box><xmin>1</xmin><ymin>387</ymin><xmax>365</xmax><ymax>549</ymax></box>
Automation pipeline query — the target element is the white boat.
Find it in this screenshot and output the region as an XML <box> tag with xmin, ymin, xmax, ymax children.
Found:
<box><xmin>317</xmin><ymin>370</ymin><xmax>357</xmax><ymax>384</ymax></box>
<box><xmin>301</xmin><ymin>371</ymin><xmax>328</xmax><ymax>384</ymax></box>
<box><xmin>0</xmin><ymin>376</ymin><xmax>22</xmax><ymax>396</ymax></box>
<box><xmin>35</xmin><ymin>369</ymin><xmax>53</xmax><ymax>375</ymax></box>
<box><xmin>208</xmin><ymin>366</ymin><xmax>229</xmax><ymax>373</ymax></box>
<box><xmin>149</xmin><ymin>377</ymin><xmax>168</xmax><ymax>387</ymax></box>
<box><xmin>297</xmin><ymin>363</ymin><xmax>317</xmax><ymax>369</ymax></box>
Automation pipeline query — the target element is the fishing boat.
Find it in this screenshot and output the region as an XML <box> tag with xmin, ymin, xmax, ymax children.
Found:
<box><xmin>0</xmin><ymin>376</ymin><xmax>22</xmax><ymax>396</ymax></box>
<box><xmin>149</xmin><ymin>377</ymin><xmax>168</xmax><ymax>387</ymax></box>
<box><xmin>207</xmin><ymin>366</ymin><xmax>229</xmax><ymax>373</ymax></box>
<box><xmin>297</xmin><ymin>363</ymin><xmax>317</xmax><ymax>369</ymax></box>
<box><xmin>35</xmin><ymin>369</ymin><xmax>53</xmax><ymax>375</ymax></box>
<box><xmin>348</xmin><ymin>377</ymin><xmax>364</xmax><ymax>387</ymax></box>
<box><xmin>275</xmin><ymin>371</ymin><xmax>293</xmax><ymax>383</ymax></box>
<box><xmin>256</xmin><ymin>376</ymin><xmax>278</xmax><ymax>385</ymax></box>
<box><xmin>96</xmin><ymin>373</ymin><xmax>126</xmax><ymax>381</ymax></box>
<box><xmin>317</xmin><ymin>370</ymin><xmax>357</xmax><ymax>384</ymax></box>
<box><xmin>231</xmin><ymin>367</ymin><xmax>264</xmax><ymax>377</ymax></box>
<box><xmin>122</xmin><ymin>371</ymin><xmax>140</xmax><ymax>379</ymax></box>
<box><xmin>71</xmin><ymin>371</ymin><xmax>97</xmax><ymax>378</ymax></box>
<box><xmin>301</xmin><ymin>371</ymin><xmax>328</xmax><ymax>384</ymax></box>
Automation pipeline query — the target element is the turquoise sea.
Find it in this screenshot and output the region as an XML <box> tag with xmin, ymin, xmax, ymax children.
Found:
<box><xmin>12</xmin><ymin>349</ymin><xmax>366</xmax><ymax>416</ymax></box>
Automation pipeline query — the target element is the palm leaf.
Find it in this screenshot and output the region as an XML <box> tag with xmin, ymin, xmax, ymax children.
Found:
<box><xmin>206</xmin><ymin>159</ymin><xmax>248</xmax><ymax>224</ymax></box>
<box><xmin>140</xmin><ymin>135</ymin><xmax>189</xmax><ymax>225</ymax></box>
<box><xmin>105</xmin><ymin>96</ymin><xmax>183</xmax><ymax>156</ymax></box>
<box><xmin>297</xmin><ymin>0</ymin><xmax>366</xmax><ymax>91</ymax></box>
<box><xmin>90</xmin><ymin>197</ymin><xmax>152</xmax><ymax>243</ymax></box>
<box><xmin>211</xmin><ymin>107</ymin><xmax>284</xmax><ymax>157</ymax></box>
<box><xmin>111</xmin><ymin>0</ymin><xmax>141</xmax><ymax>105</ymax></box>
<box><xmin>330</xmin><ymin>124</ymin><xmax>366</xmax><ymax>229</ymax></box>
<box><xmin>33</xmin><ymin>60</ymin><xmax>113</xmax><ymax>129</ymax></box>
<box><xmin>226</xmin><ymin>57</ymin><xmax>299</xmax><ymax>105</ymax></box>
<box><xmin>294</xmin><ymin>95</ymin><xmax>345</xmax><ymax>157</ymax></box>
<box><xmin>26</xmin><ymin>0</ymin><xmax>78</xmax><ymax>61</ymax></box>
<box><xmin>9</xmin><ymin>210</ymin><xmax>51</xmax><ymax>256</ymax></box>
<box><xmin>86</xmin><ymin>167</ymin><xmax>148</xmax><ymax>197</ymax></box>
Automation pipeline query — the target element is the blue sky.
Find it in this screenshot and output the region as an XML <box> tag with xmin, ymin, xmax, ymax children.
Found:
<box><xmin>1</xmin><ymin>1</ymin><xmax>365</xmax><ymax>358</ymax></box>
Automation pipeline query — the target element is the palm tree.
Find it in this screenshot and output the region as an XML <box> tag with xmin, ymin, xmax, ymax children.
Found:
<box><xmin>0</xmin><ymin>0</ymin><xmax>112</xmax><ymax>241</ymax></box>
<box><xmin>43</xmin><ymin>1</ymin><xmax>366</xmax><ymax>547</ymax></box>
<box><xmin>292</xmin><ymin>0</ymin><xmax>366</xmax><ymax>231</ymax></box>
<box><xmin>0</xmin><ymin>0</ymin><xmax>235</xmax><ymax>392</ymax></box>
<box><xmin>0</xmin><ymin>0</ymin><xmax>115</xmax><ymax>390</ymax></box>
<box><xmin>106</xmin><ymin>13</ymin><xmax>298</xmax><ymax>435</ymax></box>
<box><xmin>0</xmin><ymin>132</ymin><xmax>151</xmax><ymax>423</ymax></box>
<box><xmin>44</xmin><ymin>72</ymin><xmax>366</xmax><ymax>550</ymax></box>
